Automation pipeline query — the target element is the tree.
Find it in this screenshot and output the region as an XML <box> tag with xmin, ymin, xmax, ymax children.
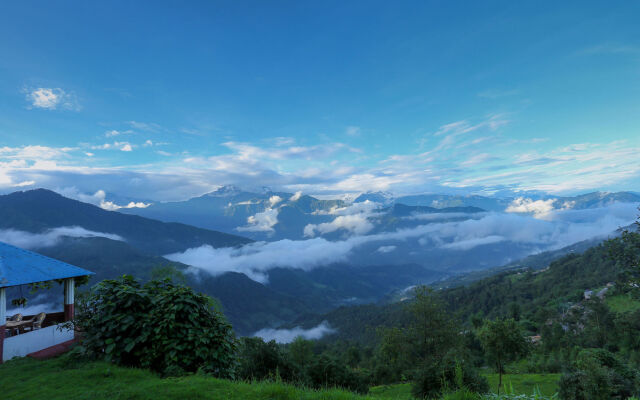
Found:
<box><xmin>559</xmin><ymin>348</ymin><xmax>639</xmax><ymax>400</ymax></box>
<box><xmin>408</xmin><ymin>286</ymin><xmax>461</xmax><ymax>365</ymax></box>
<box><xmin>74</xmin><ymin>275</ymin><xmax>237</xmax><ymax>377</ymax></box>
<box><xmin>479</xmin><ymin>318</ymin><xmax>530</xmax><ymax>394</ymax></box>
<box><xmin>384</xmin><ymin>286</ymin><xmax>488</xmax><ymax>398</ymax></box>
<box><xmin>307</xmin><ymin>354</ymin><xmax>369</xmax><ymax>394</ymax></box>
<box><xmin>607</xmin><ymin>228</ymin><xmax>640</xmax><ymax>297</ymax></box>
<box><xmin>236</xmin><ymin>337</ymin><xmax>297</xmax><ymax>382</ymax></box>
<box><xmin>289</xmin><ymin>336</ymin><xmax>314</xmax><ymax>371</ymax></box>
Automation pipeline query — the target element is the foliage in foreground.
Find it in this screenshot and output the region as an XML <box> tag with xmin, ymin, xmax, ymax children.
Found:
<box><xmin>73</xmin><ymin>275</ymin><xmax>237</xmax><ymax>377</ymax></box>
<box><xmin>0</xmin><ymin>355</ymin><xmax>562</xmax><ymax>400</ymax></box>
<box><xmin>0</xmin><ymin>356</ymin><xmax>371</xmax><ymax>400</ymax></box>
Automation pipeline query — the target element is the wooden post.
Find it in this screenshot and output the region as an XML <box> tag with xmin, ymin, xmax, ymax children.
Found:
<box><xmin>0</xmin><ymin>287</ymin><xmax>6</xmax><ymax>364</ymax></box>
<box><xmin>64</xmin><ymin>278</ymin><xmax>75</xmax><ymax>322</ymax></box>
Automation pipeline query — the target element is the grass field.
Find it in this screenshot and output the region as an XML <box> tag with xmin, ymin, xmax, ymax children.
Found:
<box><xmin>0</xmin><ymin>356</ymin><xmax>370</xmax><ymax>400</ymax></box>
<box><xmin>484</xmin><ymin>373</ymin><xmax>560</xmax><ymax>396</ymax></box>
<box><xmin>369</xmin><ymin>383</ymin><xmax>413</xmax><ymax>399</ymax></box>
<box><xmin>368</xmin><ymin>374</ymin><xmax>560</xmax><ymax>400</ymax></box>
<box><xmin>0</xmin><ymin>356</ymin><xmax>561</xmax><ymax>400</ymax></box>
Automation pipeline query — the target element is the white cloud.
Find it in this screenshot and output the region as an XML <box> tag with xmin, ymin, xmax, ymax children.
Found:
<box><xmin>440</xmin><ymin>235</ymin><xmax>506</xmax><ymax>250</ymax></box>
<box><xmin>2</xmin><ymin>114</ymin><xmax>640</xmax><ymax>200</ymax></box>
<box><xmin>314</xmin><ymin>200</ymin><xmax>380</xmax><ymax>216</ymax></box>
<box><xmin>221</xmin><ymin>141</ymin><xmax>360</xmax><ymax>162</ymax></box>
<box><xmin>166</xmin><ymin>238</ymin><xmax>356</xmax><ymax>283</ymax></box>
<box><xmin>506</xmin><ymin>197</ymin><xmax>574</xmax><ymax>219</ymax></box>
<box><xmin>377</xmin><ymin>245</ymin><xmax>396</xmax><ymax>253</ymax></box>
<box><xmin>408</xmin><ymin>212</ymin><xmax>482</xmax><ymax>221</ymax></box>
<box><xmin>304</xmin><ymin>200</ymin><xmax>380</xmax><ymax>237</ymax></box>
<box><xmin>106</xmin><ymin>130</ymin><xmax>124</xmax><ymax>137</ymax></box>
<box><xmin>0</xmin><ymin>145</ymin><xmax>74</xmax><ymax>160</ymax></box>
<box><xmin>56</xmin><ymin>187</ymin><xmax>150</xmax><ymax>211</ymax></box>
<box><xmin>253</xmin><ymin>321</ymin><xmax>336</xmax><ymax>343</ymax></box>
<box><xmin>461</xmin><ymin>153</ymin><xmax>494</xmax><ymax>167</ymax></box>
<box><xmin>91</xmin><ymin>142</ymin><xmax>134</xmax><ymax>152</ymax></box>
<box><xmin>26</xmin><ymin>88</ymin><xmax>79</xmax><ymax>111</ymax></box>
<box><xmin>237</xmin><ymin>208</ymin><xmax>280</xmax><ymax>233</ymax></box>
<box><xmin>127</xmin><ymin>121</ymin><xmax>162</xmax><ymax>132</ymax></box>
<box><xmin>289</xmin><ymin>191</ymin><xmax>303</xmax><ymax>201</ymax></box>
<box><xmin>304</xmin><ymin>214</ymin><xmax>375</xmax><ymax>237</ymax></box>
<box><xmin>12</xmin><ymin>180</ymin><xmax>35</xmax><ymax>187</ymax></box>
<box><xmin>0</xmin><ymin>226</ymin><xmax>124</xmax><ymax>249</ymax></box>
<box><xmin>167</xmin><ymin>202</ymin><xmax>639</xmax><ymax>283</ymax></box>
<box><xmin>345</xmin><ymin>126</ymin><xmax>361</xmax><ymax>137</ymax></box>
<box><xmin>268</xmin><ymin>195</ymin><xmax>283</xmax><ymax>207</ymax></box>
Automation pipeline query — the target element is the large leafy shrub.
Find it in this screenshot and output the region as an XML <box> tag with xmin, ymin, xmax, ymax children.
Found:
<box><xmin>74</xmin><ymin>275</ymin><xmax>237</xmax><ymax>377</ymax></box>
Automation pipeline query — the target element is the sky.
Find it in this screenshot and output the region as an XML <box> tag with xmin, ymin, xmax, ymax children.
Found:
<box><xmin>1</xmin><ymin>1</ymin><xmax>639</xmax><ymax>202</ymax></box>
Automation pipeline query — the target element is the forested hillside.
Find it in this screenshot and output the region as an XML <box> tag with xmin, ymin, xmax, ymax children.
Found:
<box><xmin>296</xmin><ymin>229</ymin><xmax>634</xmax><ymax>344</ymax></box>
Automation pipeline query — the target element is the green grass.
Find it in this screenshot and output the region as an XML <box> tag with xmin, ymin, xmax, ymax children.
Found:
<box><xmin>606</xmin><ymin>293</ymin><xmax>640</xmax><ymax>313</ymax></box>
<box><xmin>0</xmin><ymin>356</ymin><xmax>371</xmax><ymax>400</ymax></box>
<box><xmin>369</xmin><ymin>374</ymin><xmax>561</xmax><ymax>400</ymax></box>
<box><xmin>484</xmin><ymin>373</ymin><xmax>560</xmax><ymax>396</ymax></box>
<box><xmin>0</xmin><ymin>356</ymin><xmax>561</xmax><ymax>400</ymax></box>
<box><xmin>369</xmin><ymin>383</ymin><xmax>413</xmax><ymax>399</ymax></box>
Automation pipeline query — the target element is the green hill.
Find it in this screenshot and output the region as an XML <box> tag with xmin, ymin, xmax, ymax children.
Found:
<box><xmin>295</xmin><ymin>235</ymin><xmax>627</xmax><ymax>344</ymax></box>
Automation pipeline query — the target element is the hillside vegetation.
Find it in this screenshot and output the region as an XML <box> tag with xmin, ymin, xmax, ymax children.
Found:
<box><xmin>296</xmin><ymin>233</ymin><xmax>628</xmax><ymax>344</ymax></box>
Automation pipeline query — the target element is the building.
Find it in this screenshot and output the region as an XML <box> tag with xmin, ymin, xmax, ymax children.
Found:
<box><xmin>0</xmin><ymin>241</ymin><xmax>94</xmax><ymax>363</ymax></box>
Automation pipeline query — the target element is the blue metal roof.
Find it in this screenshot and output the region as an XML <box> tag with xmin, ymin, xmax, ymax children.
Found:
<box><xmin>0</xmin><ymin>241</ymin><xmax>94</xmax><ymax>288</ymax></box>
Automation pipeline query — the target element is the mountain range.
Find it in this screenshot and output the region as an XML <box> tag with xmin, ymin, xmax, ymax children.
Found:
<box><xmin>120</xmin><ymin>186</ymin><xmax>640</xmax><ymax>240</ymax></box>
<box><xmin>1</xmin><ymin>187</ymin><xmax>638</xmax><ymax>335</ymax></box>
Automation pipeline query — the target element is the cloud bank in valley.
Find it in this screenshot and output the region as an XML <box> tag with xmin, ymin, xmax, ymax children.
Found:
<box><xmin>252</xmin><ymin>321</ymin><xmax>336</xmax><ymax>343</ymax></box>
<box><xmin>166</xmin><ymin>202</ymin><xmax>639</xmax><ymax>283</ymax></box>
<box><xmin>304</xmin><ymin>200</ymin><xmax>381</xmax><ymax>237</ymax></box>
<box><xmin>0</xmin><ymin>226</ymin><xmax>124</xmax><ymax>249</ymax></box>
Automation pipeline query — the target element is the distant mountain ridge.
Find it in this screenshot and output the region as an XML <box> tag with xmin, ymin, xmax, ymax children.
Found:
<box><xmin>2</xmin><ymin>187</ymin><xmax>637</xmax><ymax>336</ymax></box>
<box><xmin>120</xmin><ymin>185</ymin><xmax>346</xmax><ymax>240</ymax></box>
<box><xmin>0</xmin><ymin>188</ymin><xmax>446</xmax><ymax>335</ymax></box>
<box><xmin>120</xmin><ymin>187</ymin><xmax>640</xmax><ymax>241</ymax></box>
<box><xmin>0</xmin><ymin>189</ymin><xmax>251</xmax><ymax>254</ymax></box>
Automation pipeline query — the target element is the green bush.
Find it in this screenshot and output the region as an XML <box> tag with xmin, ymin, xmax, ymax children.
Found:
<box><xmin>74</xmin><ymin>275</ymin><xmax>237</xmax><ymax>377</ymax></box>
<box><xmin>558</xmin><ymin>348</ymin><xmax>639</xmax><ymax>400</ymax></box>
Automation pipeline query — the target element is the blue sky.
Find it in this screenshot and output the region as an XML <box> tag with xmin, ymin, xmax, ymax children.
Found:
<box><xmin>1</xmin><ymin>1</ymin><xmax>639</xmax><ymax>201</ymax></box>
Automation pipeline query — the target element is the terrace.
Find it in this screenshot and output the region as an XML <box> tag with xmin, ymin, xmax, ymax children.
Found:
<box><xmin>0</xmin><ymin>241</ymin><xmax>93</xmax><ymax>362</ymax></box>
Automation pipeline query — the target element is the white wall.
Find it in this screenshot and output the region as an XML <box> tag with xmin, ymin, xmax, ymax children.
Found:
<box><xmin>3</xmin><ymin>325</ymin><xmax>74</xmax><ymax>361</ymax></box>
